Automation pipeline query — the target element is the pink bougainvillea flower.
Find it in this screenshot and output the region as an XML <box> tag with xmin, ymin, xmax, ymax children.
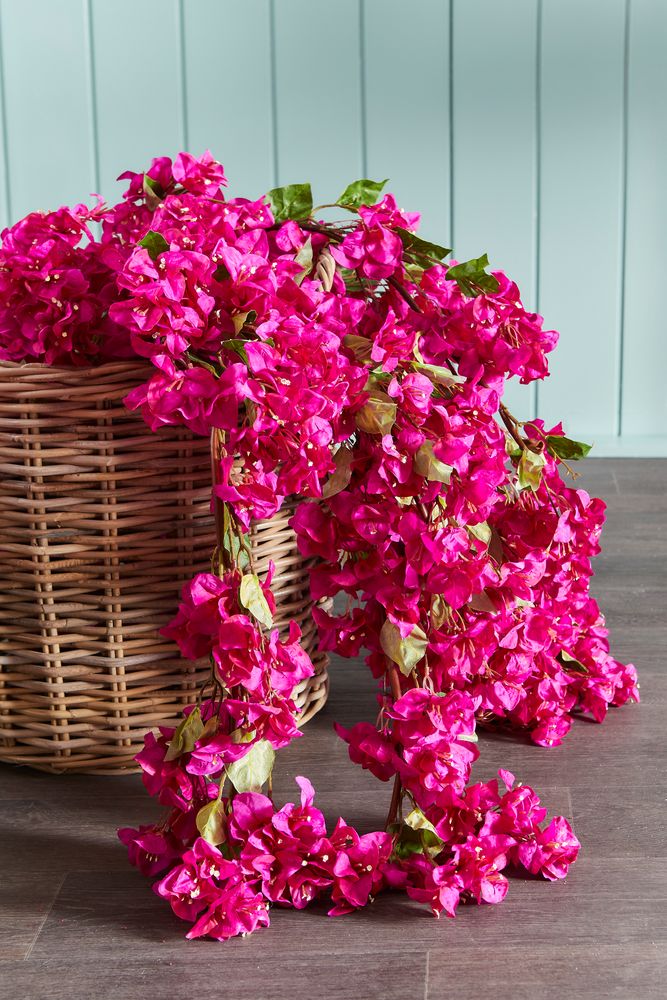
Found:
<box><xmin>334</xmin><ymin>721</ymin><xmax>397</xmax><ymax>782</ymax></box>
<box><xmin>186</xmin><ymin>878</ymin><xmax>270</xmax><ymax>941</ymax></box>
<box><xmin>154</xmin><ymin>838</ymin><xmax>239</xmax><ymax>921</ymax></box>
<box><xmin>118</xmin><ymin>824</ymin><xmax>181</xmax><ymax>878</ymax></box>
<box><xmin>231</xmin><ymin>778</ymin><xmax>334</xmax><ymax>909</ymax></box>
<box><xmin>328</xmin><ymin>822</ymin><xmax>393</xmax><ymax>915</ymax></box>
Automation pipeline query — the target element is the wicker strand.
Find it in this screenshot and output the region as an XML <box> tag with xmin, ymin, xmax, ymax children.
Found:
<box><xmin>316</xmin><ymin>248</ymin><xmax>336</xmax><ymax>292</ymax></box>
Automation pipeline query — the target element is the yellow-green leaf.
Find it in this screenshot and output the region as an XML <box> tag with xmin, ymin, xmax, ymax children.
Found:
<box><xmin>399</xmin><ymin>807</ymin><xmax>445</xmax><ymax>859</ymax></box>
<box><xmin>342</xmin><ymin>334</ymin><xmax>373</xmax><ymax>363</ymax></box>
<box><xmin>355</xmin><ymin>389</ymin><xmax>397</xmax><ymax>436</ymax></box>
<box><xmin>414</xmin><ymin>441</ymin><xmax>453</xmax><ymax>484</ymax></box>
<box><xmin>517</xmin><ymin>448</ymin><xmax>546</xmax><ymax>491</ymax></box>
<box><xmin>239</xmin><ymin>573</ymin><xmax>273</xmax><ymax>629</ymax></box>
<box><xmin>196</xmin><ymin>798</ymin><xmax>226</xmax><ymax>846</ymax></box>
<box><xmin>380</xmin><ymin>620</ymin><xmax>428</xmax><ymax>676</ymax></box>
<box><xmin>142</xmin><ymin>174</ymin><xmax>164</xmax><ymax>210</ymax></box>
<box><xmin>294</xmin><ymin>237</ymin><xmax>313</xmax><ymax>285</ymax></box>
<box><xmin>226</xmin><ymin>739</ymin><xmax>275</xmax><ymax>793</ymax></box>
<box><xmin>468</xmin><ymin>521</ymin><xmax>491</xmax><ymax>546</ymax></box>
<box><xmin>164</xmin><ymin>707</ymin><xmax>204</xmax><ymax>761</ymax></box>
<box><xmin>429</xmin><ymin>594</ymin><xmax>449</xmax><ymax>630</ymax></box>
<box><xmin>413</xmin><ymin>362</ymin><xmax>465</xmax><ymax>388</ymax></box>
<box><xmin>468</xmin><ymin>589</ymin><xmax>497</xmax><ymax>614</ymax></box>
<box><xmin>232</xmin><ymin>311</ymin><xmax>250</xmax><ymax>335</ymax></box>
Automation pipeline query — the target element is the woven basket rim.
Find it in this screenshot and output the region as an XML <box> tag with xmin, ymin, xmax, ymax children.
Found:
<box><xmin>0</xmin><ymin>358</ymin><xmax>153</xmax><ymax>376</ymax></box>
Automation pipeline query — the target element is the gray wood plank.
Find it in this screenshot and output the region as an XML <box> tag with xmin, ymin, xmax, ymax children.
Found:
<box><xmin>1</xmin><ymin>952</ymin><xmax>427</xmax><ymax>1000</ymax></box>
<box><xmin>0</xmin><ymin>872</ymin><xmax>63</xmax><ymax>961</ymax></box>
<box><xmin>427</xmin><ymin>943</ymin><xmax>667</xmax><ymax>1000</ymax></box>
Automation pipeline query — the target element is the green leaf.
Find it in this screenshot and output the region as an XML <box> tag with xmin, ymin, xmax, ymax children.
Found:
<box><xmin>403</xmin><ymin>261</ymin><xmax>425</xmax><ymax>284</ymax></box>
<box><xmin>226</xmin><ymin>739</ymin><xmax>275</xmax><ymax>793</ymax></box>
<box><xmin>429</xmin><ymin>593</ymin><xmax>449</xmax><ymax>630</ymax></box>
<box><xmin>546</xmin><ymin>434</ymin><xmax>592</xmax><ymax>461</ymax></box>
<box><xmin>342</xmin><ymin>334</ymin><xmax>373</xmax><ymax>363</ymax></box>
<box><xmin>142</xmin><ymin>173</ymin><xmax>164</xmax><ymax>210</ymax></box>
<box><xmin>336</xmin><ymin>177</ymin><xmax>388</xmax><ymax>210</ymax></box>
<box><xmin>468</xmin><ymin>589</ymin><xmax>498</xmax><ymax>614</ymax></box>
<box><xmin>239</xmin><ymin>573</ymin><xmax>273</xmax><ymax>629</ymax></box>
<box><xmin>267</xmin><ymin>182</ymin><xmax>313</xmax><ymax>223</ymax></box>
<box><xmin>221</xmin><ymin>338</ymin><xmax>249</xmax><ymax>364</ymax></box>
<box><xmin>504</xmin><ymin>433</ymin><xmax>522</xmax><ymax>458</ymax></box>
<box><xmin>468</xmin><ymin>521</ymin><xmax>491</xmax><ymax>546</ymax></box>
<box><xmin>138</xmin><ymin>229</ymin><xmax>169</xmax><ymax>261</ymax></box>
<box><xmin>338</xmin><ymin>266</ymin><xmax>366</xmax><ymax>293</ymax></box>
<box><xmin>221</xmin><ymin>508</ymin><xmax>250</xmax><ymax>571</ymax></box>
<box><xmin>294</xmin><ymin>237</ymin><xmax>313</xmax><ymax>285</ymax></box>
<box><xmin>446</xmin><ymin>254</ymin><xmax>500</xmax><ymax>297</ymax></box>
<box><xmin>380</xmin><ymin>620</ymin><xmax>428</xmax><ymax>677</ymax></box>
<box><xmin>412</xmin><ymin>361</ymin><xmax>465</xmax><ymax>388</ymax></box>
<box><xmin>517</xmin><ymin>447</ymin><xmax>547</xmax><ymax>491</ymax></box>
<box><xmin>164</xmin><ymin>707</ymin><xmax>204</xmax><ymax>761</ymax></box>
<box><xmin>405</xmin><ymin>807</ymin><xmax>440</xmax><ymax>837</ymax></box>
<box><xmin>355</xmin><ymin>389</ymin><xmax>397</xmax><ymax>436</ymax></box>
<box><xmin>396</xmin><ymin>227</ymin><xmax>451</xmax><ymax>264</ymax></box>
<box><xmin>231</xmin><ymin>310</ymin><xmax>254</xmax><ymax>335</ymax></box>
<box><xmin>395</xmin><ymin>809</ymin><xmax>445</xmax><ymax>860</ymax></box>
<box><xmin>322</xmin><ymin>444</ymin><xmax>354</xmax><ymax>499</ymax></box>
<box><xmin>196</xmin><ymin>798</ymin><xmax>226</xmax><ymax>846</ymax></box>
<box><xmin>414</xmin><ymin>441</ymin><xmax>453</xmax><ymax>484</ymax></box>
<box><xmin>559</xmin><ymin>650</ymin><xmax>589</xmax><ymax>674</ymax></box>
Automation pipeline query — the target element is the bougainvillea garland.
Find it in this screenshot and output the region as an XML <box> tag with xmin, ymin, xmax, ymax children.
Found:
<box><xmin>0</xmin><ymin>152</ymin><xmax>638</xmax><ymax>941</ymax></box>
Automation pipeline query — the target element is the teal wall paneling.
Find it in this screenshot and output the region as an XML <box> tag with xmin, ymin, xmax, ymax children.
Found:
<box><xmin>90</xmin><ymin>0</ymin><xmax>185</xmax><ymax>198</ymax></box>
<box><xmin>363</xmin><ymin>0</ymin><xmax>451</xmax><ymax>246</ymax></box>
<box><xmin>622</xmin><ymin>0</ymin><xmax>667</xmax><ymax>436</ymax></box>
<box><xmin>182</xmin><ymin>0</ymin><xmax>274</xmax><ymax>199</ymax></box>
<box><xmin>272</xmin><ymin>0</ymin><xmax>363</xmax><ymax>201</ymax></box>
<box><xmin>537</xmin><ymin>0</ymin><xmax>627</xmax><ymax>440</ymax></box>
<box><xmin>452</xmin><ymin>0</ymin><xmax>539</xmax><ymax>420</ymax></box>
<box><xmin>0</xmin><ymin>0</ymin><xmax>664</xmax><ymax>453</ymax></box>
<box><xmin>0</xmin><ymin>0</ymin><xmax>95</xmax><ymax>219</ymax></box>
<box><xmin>0</xmin><ymin>6</ymin><xmax>9</xmax><ymax>232</ymax></box>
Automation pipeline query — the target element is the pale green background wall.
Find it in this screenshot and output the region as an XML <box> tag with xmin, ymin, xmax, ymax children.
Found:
<box><xmin>0</xmin><ymin>0</ymin><xmax>665</xmax><ymax>453</ymax></box>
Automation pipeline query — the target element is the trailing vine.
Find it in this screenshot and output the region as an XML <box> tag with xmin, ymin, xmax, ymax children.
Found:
<box><xmin>0</xmin><ymin>153</ymin><xmax>638</xmax><ymax>940</ymax></box>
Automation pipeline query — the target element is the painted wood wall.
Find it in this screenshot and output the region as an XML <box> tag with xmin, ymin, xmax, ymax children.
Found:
<box><xmin>0</xmin><ymin>0</ymin><xmax>664</xmax><ymax>453</ymax></box>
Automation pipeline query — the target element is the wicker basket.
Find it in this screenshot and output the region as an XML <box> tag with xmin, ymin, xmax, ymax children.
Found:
<box><xmin>0</xmin><ymin>361</ymin><xmax>329</xmax><ymax>773</ymax></box>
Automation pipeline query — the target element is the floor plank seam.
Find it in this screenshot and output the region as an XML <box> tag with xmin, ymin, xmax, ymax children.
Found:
<box><xmin>22</xmin><ymin>873</ymin><xmax>66</xmax><ymax>962</ymax></box>
<box><xmin>424</xmin><ymin>949</ymin><xmax>430</xmax><ymax>1000</ymax></box>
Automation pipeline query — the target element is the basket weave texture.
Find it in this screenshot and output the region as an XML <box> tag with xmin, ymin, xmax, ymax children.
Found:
<box><xmin>0</xmin><ymin>361</ymin><xmax>329</xmax><ymax>773</ymax></box>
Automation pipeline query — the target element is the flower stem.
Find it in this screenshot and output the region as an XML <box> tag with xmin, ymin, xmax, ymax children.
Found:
<box><xmin>498</xmin><ymin>403</ymin><xmax>526</xmax><ymax>452</ymax></box>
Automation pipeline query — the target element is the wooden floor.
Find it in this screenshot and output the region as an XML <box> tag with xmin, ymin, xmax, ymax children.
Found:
<box><xmin>1</xmin><ymin>459</ymin><xmax>666</xmax><ymax>1000</ymax></box>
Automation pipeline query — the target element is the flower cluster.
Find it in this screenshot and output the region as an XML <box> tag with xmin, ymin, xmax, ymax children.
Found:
<box><xmin>121</xmin><ymin>768</ymin><xmax>578</xmax><ymax>937</ymax></box>
<box><xmin>2</xmin><ymin>153</ymin><xmax>637</xmax><ymax>941</ymax></box>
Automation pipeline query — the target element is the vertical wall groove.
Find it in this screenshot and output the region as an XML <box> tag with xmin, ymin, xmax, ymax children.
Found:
<box><xmin>268</xmin><ymin>0</ymin><xmax>279</xmax><ymax>187</ymax></box>
<box><xmin>532</xmin><ymin>0</ymin><xmax>543</xmax><ymax>421</ymax></box>
<box><xmin>0</xmin><ymin>3</ymin><xmax>12</xmax><ymax>223</ymax></box>
<box><xmin>83</xmin><ymin>0</ymin><xmax>100</xmax><ymax>195</ymax></box>
<box><xmin>617</xmin><ymin>0</ymin><xmax>631</xmax><ymax>437</ymax></box>
<box><xmin>177</xmin><ymin>0</ymin><xmax>189</xmax><ymax>151</ymax></box>
<box><xmin>358</xmin><ymin>0</ymin><xmax>368</xmax><ymax>178</ymax></box>
<box><xmin>448</xmin><ymin>0</ymin><xmax>455</xmax><ymax>248</ymax></box>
